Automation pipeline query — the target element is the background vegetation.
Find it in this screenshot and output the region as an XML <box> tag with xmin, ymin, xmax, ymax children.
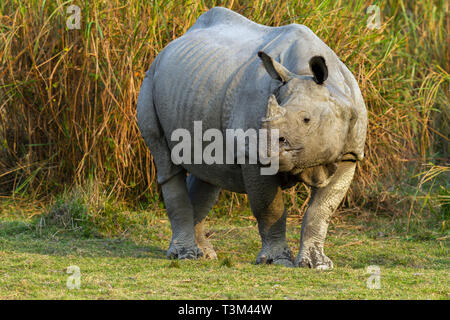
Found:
<box><xmin>0</xmin><ymin>0</ymin><xmax>448</xmax><ymax>209</ymax></box>
<box><xmin>0</xmin><ymin>0</ymin><xmax>448</xmax><ymax>300</ymax></box>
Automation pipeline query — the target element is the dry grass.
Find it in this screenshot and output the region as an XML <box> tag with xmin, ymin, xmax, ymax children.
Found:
<box><xmin>0</xmin><ymin>0</ymin><xmax>448</xmax><ymax>215</ymax></box>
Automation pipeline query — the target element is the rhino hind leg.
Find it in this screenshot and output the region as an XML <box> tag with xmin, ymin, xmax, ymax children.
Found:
<box><xmin>242</xmin><ymin>165</ymin><xmax>294</xmax><ymax>267</ymax></box>
<box><xmin>187</xmin><ymin>175</ymin><xmax>221</xmax><ymax>259</ymax></box>
<box><xmin>295</xmin><ymin>161</ymin><xmax>356</xmax><ymax>269</ymax></box>
<box><xmin>137</xmin><ymin>67</ymin><xmax>201</xmax><ymax>259</ymax></box>
<box><xmin>160</xmin><ymin>172</ymin><xmax>203</xmax><ymax>260</ymax></box>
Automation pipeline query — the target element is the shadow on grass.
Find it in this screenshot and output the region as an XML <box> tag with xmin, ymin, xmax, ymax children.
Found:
<box><xmin>0</xmin><ymin>220</ymin><xmax>168</xmax><ymax>260</ymax></box>
<box><xmin>1</xmin><ymin>216</ymin><xmax>447</xmax><ymax>271</ymax></box>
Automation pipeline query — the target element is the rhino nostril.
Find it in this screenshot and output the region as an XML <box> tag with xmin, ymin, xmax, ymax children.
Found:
<box><xmin>279</xmin><ymin>137</ymin><xmax>287</xmax><ymax>144</ymax></box>
<box><xmin>303</xmin><ymin>117</ymin><xmax>310</xmax><ymax>124</ymax></box>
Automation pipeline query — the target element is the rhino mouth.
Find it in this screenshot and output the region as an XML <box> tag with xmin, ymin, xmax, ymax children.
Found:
<box><xmin>340</xmin><ymin>152</ymin><xmax>358</xmax><ymax>162</ymax></box>
<box><xmin>271</xmin><ymin>143</ymin><xmax>358</xmax><ymax>175</ymax></box>
<box><xmin>277</xmin><ymin>147</ymin><xmax>303</xmax><ymax>172</ymax></box>
<box><xmin>282</xmin><ymin>146</ymin><xmax>303</xmax><ymax>152</ymax></box>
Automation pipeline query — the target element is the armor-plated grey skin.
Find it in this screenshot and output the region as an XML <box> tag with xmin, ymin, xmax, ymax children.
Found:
<box><xmin>137</xmin><ymin>7</ymin><xmax>367</xmax><ymax>268</ymax></box>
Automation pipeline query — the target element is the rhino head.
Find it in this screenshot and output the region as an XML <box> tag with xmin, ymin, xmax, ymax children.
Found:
<box><xmin>258</xmin><ymin>51</ymin><xmax>359</xmax><ymax>187</ymax></box>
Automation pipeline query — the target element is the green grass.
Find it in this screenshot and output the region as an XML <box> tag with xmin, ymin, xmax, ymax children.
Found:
<box><xmin>0</xmin><ymin>206</ymin><xmax>448</xmax><ymax>299</ymax></box>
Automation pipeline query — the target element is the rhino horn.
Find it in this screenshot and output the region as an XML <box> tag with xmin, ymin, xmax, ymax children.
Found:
<box><xmin>262</xmin><ymin>94</ymin><xmax>286</xmax><ymax>122</ymax></box>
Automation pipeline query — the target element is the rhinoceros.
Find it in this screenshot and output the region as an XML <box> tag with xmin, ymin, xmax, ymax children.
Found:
<box><xmin>137</xmin><ymin>7</ymin><xmax>367</xmax><ymax>268</ymax></box>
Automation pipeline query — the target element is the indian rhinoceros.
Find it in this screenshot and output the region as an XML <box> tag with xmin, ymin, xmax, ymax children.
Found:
<box><xmin>137</xmin><ymin>7</ymin><xmax>367</xmax><ymax>269</ymax></box>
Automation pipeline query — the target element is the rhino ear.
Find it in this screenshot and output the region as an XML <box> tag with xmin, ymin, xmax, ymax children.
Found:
<box><xmin>258</xmin><ymin>51</ymin><xmax>293</xmax><ymax>83</ymax></box>
<box><xmin>262</xmin><ymin>94</ymin><xmax>286</xmax><ymax>122</ymax></box>
<box><xmin>309</xmin><ymin>56</ymin><xmax>328</xmax><ymax>84</ymax></box>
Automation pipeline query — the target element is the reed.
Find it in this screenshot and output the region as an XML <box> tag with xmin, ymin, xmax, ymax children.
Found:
<box><xmin>0</xmin><ymin>0</ymin><xmax>448</xmax><ymax>216</ymax></box>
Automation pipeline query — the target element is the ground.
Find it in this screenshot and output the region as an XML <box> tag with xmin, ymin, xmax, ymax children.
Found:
<box><xmin>0</xmin><ymin>204</ymin><xmax>448</xmax><ymax>300</ymax></box>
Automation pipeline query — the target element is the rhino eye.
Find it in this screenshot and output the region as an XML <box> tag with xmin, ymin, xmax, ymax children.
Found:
<box><xmin>303</xmin><ymin>117</ymin><xmax>311</xmax><ymax>124</ymax></box>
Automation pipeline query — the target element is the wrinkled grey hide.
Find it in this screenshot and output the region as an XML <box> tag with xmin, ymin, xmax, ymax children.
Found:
<box><xmin>137</xmin><ymin>7</ymin><xmax>367</xmax><ymax>268</ymax></box>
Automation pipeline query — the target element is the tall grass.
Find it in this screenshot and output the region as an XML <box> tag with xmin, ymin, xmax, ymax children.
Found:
<box><xmin>0</xmin><ymin>0</ymin><xmax>448</xmax><ymax>215</ymax></box>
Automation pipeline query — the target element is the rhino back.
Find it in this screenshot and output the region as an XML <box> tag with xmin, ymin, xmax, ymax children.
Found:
<box><xmin>150</xmin><ymin>6</ymin><xmax>367</xmax><ymax>169</ymax></box>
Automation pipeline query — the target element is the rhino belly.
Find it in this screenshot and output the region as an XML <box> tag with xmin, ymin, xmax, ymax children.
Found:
<box><xmin>183</xmin><ymin>163</ymin><xmax>245</xmax><ymax>193</ymax></box>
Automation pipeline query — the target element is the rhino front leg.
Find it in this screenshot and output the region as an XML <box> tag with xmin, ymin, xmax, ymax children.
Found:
<box><xmin>242</xmin><ymin>165</ymin><xmax>294</xmax><ymax>267</ymax></box>
<box><xmin>295</xmin><ymin>161</ymin><xmax>356</xmax><ymax>269</ymax></box>
<box><xmin>161</xmin><ymin>172</ymin><xmax>203</xmax><ymax>260</ymax></box>
<box><xmin>187</xmin><ymin>175</ymin><xmax>221</xmax><ymax>259</ymax></box>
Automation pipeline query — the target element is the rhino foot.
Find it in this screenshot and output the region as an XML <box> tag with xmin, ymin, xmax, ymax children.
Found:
<box><xmin>256</xmin><ymin>245</ymin><xmax>294</xmax><ymax>267</ymax></box>
<box><xmin>194</xmin><ymin>224</ymin><xmax>217</xmax><ymax>260</ymax></box>
<box><xmin>198</xmin><ymin>242</ymin><xmax>217</xmax><ymax>260</ymax></box>
<box><xmin>167</xmin><ymin>241</ymin><xmax>203</xmax><ymax>260</ymax></box>
<box><xmin>295</xmin><ymin>244</ymin><xmax>333</xmax><ymax>270</ymax></box>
